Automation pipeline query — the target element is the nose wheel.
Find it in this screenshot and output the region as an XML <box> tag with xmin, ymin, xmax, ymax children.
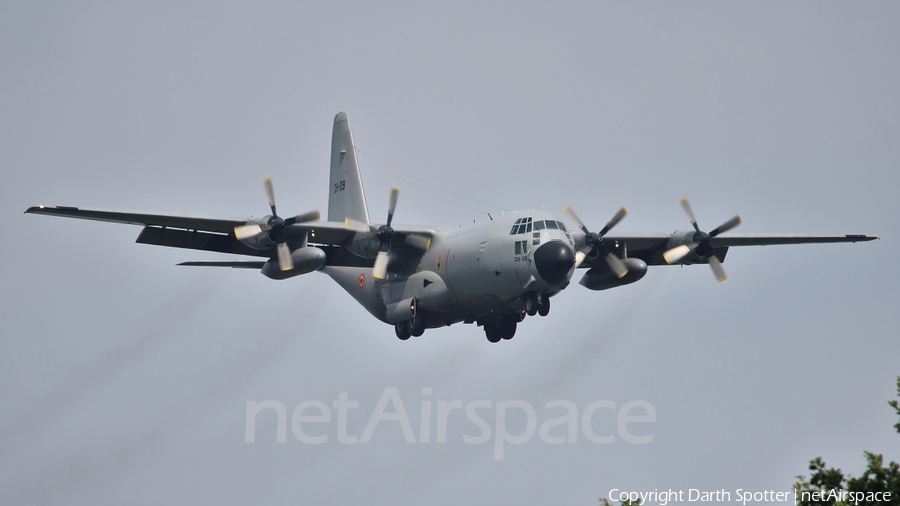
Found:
<box><xmin>525</xmin><ymin>292</ymin><xmax>550</xmax><ymax>317</ymax></box>
<box><xmin>538</xmin><ymin>295</ymin><xmax>550</xmax><ymax>317</ymax></box>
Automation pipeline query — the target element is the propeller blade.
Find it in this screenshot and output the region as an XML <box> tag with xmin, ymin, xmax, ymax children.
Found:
<box><xmin>277</xmin><ymin>242</ymin><xmax>293</xmax><ymax>271</ymax></box>
<box><xmin>404</xmin><ymin>233</ymin><xmax>431</xmax><ymax>251</ymax></box>
<box><xmin>598</xmin><ymin>207</ymin><xmax>627</xmax><ymax>236</ymax></box>
<box><xmin>234</xmin><ymin>224</ymin><xmax>263</xmax><ymax>240</ymax></box>
<box><xmin>573</xmin><ymin>250</ymin><xmax>587</xmax><ymax>269</ymax></box>
<box><xmin>663</xmin><ymin>243</ymin><xmax>695</xmax><ymax>264</ymax></box>
<box><xmin>605</xmin><ymin>252</ymin><xmax>629</xmax><ymax>279</ymax></box>
<box><xmin>344</xmin><ymin>217</ymin><xmax>371</xmax><ymax>233</ymax></box>
<box><xmin>387</xmin><ymin>188</ymin><xmax>399</xmax><ymax>226</ymax></box>
<box><xmin>372</xmin><ymin>251</ymin><xmax>389</xmax><ymax>280</ymax></box>
<box><xmin>709</xmin><ymin>215</ymin><xmax>742</xmax><ymax>237</ymax></box>
<box><xmin>709</xmin><ymin>255</ymin><xmax>726</xmax><ymax>282</ymax></box>
<box><xmin>680</xmin><ymin>198</ymin><xmax>700</xmax><ymax>232</ymax></box>
<box><xmin>285</xmin><ymin>210</ymin><xmax>321</xmax><ymax>225</ymax></box>
<box><xmin>563</xmin><ymin>205</ymin><xmax>590</xmax><ymax>235</ymax></box>
<box><xmin>263</xmin><ymin>178</ymin><xmax>277</xmax><ymax>216</ymax></box>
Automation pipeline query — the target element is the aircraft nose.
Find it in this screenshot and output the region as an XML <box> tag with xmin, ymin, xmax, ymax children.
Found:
<box><xmin>533</xmin><ymin>241</ymin><xmax>575</xmax><ymax>284</ymax></box>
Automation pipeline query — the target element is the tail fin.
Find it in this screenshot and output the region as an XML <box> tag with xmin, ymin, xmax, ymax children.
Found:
<box><xmin>328</xmin><ymin>112</ymin><xmax>370</xmax><ymax>224</ymax></box>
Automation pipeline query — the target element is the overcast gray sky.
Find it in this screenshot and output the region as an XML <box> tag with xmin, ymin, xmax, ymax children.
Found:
<box><xmin>2</xmin><ymin>2</ymin><xmax>898</xmax><ymax>505</ymax></box>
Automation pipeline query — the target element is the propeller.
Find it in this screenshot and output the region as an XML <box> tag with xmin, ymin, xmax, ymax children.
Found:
<box><xmin>233</xmin><ymin>178</ymin><xmax>320</xmax><ymax>272</ymax></box>
<box><xmin>345</xmin><ymin>188</ymin><xmax>431</xmax><ymax>280</ymax></box>
<box><xmin>563</xmin><ymin>205</ymin><xmax>629</xmax><ymax>278</ymax></box>
<box><xmin>662</xmin><ymin>198</ymin><xmax>741</xmax><ymax>282</ymax></box>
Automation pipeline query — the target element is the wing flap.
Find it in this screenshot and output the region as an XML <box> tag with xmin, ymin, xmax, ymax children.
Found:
<box><xmin>136</xmin><ymin>227</ymin><xmax>269</xmax><ymax>257</ymax></box>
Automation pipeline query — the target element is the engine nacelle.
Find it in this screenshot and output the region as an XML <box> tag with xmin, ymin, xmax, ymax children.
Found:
<box><xmin>236</xmin><ymin>217</ymin><xmax>278</xmax><ymax>250</ymax></box>
<box><xmin>579</xmin><ymin>258</ymin><xmax>647</xmax><ymax>291</ymax></box>
<box><xmin>261</xmin><ymin>246</ymin><xmax>326</xmax><ymax>280</ymax></box>
<box><xmin>665</xmin><ymin>230</ymin><xmax>700</xmax><ymax>262</ymax></box>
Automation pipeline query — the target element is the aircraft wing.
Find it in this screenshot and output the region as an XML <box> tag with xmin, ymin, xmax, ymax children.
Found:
<box><xmin>708</xmin><ymin>233</ymin><xmax>878</xmax><ymax>247</ymax></box>
<box><xmin>24</xmin><ymin>205</ymin><xmax>245</xmax><ymax>233</ymax></box>
<box><xmin>582</xmin><ymin>232</ymin><xmax>878</xmax><ymax>267</ymax></box>
<box><xmin>24</xmin><ymin>205</ymin><xmax>435</xmax><ymax>261</ymax></box>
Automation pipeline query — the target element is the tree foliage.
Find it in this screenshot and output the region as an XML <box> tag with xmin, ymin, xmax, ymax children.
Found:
<box><xmin>793</xmin><ymin>376</ymin><xmax>900</xmax><ymax>506</ymax></box>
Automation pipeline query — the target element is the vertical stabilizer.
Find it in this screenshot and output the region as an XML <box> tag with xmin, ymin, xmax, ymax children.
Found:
<box><xmin>328</xmin><ymin>112</ymin><xmax>370</xmax><ymax>224</ymax></box>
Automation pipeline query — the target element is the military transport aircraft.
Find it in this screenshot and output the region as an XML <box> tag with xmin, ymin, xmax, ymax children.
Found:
<box><xmin>26</xmin><ymin>112</ymin><xmax>878</xmax><ymax>343</ymax></box>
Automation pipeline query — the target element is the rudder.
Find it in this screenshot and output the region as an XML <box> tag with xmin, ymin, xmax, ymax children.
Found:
<box><xmin>328</xmin><ymin>112</ymin><xmax>370</xmax><ymax>224</ymax></box>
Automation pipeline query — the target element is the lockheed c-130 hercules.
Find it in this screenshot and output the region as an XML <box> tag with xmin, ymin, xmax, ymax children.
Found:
<box><xmin>26</xmin><ymin>112</ymin><xmax>879</xmax><ymax>343</ymax></box>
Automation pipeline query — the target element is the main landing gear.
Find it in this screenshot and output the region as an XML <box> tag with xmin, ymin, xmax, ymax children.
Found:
<box><xmin>484</xmin><ymin>315</ymin><xmax>518</xmax><ymax>343</ymax></box>
<box><xmin>524</xmin><ymin>292</ymin><xmax>550</xmax><ymax>317</ymax></box>
<box><xmin>396</xmin><ymin>310</ymin><xmax>427</xmax><ymax>340</ymax></box>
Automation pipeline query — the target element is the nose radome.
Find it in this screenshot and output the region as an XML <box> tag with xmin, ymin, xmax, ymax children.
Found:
<box><xmin>534</xmin><ymin>241</ymin><xmax>575</xmax><ymax>284</ymax></box>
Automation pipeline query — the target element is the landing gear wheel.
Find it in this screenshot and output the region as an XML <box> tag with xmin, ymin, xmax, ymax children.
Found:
<box><xmin>407</xmin><ymin>310</ymin><xmax>426</xmax><ymax>337</ymax></box>
<box><xmin>395</xmin><ymin>322</ymin><xmax>411</xmax><ymax>340</ymax></box>
<box><xmin>500</xmin><ymin>320</ymin><xmax>517</xmax><ymax>340</ymax></box>
<box><xmin>538</xmin><ymin>295</ymin><xmax>550</xmax><ymax>317</ymax></box>
<box><xmin>485</xmin><ymin>326</ymin><xmax>501</xmax><ymax>343</ymax></box>
<box><xmin>525</xmin><ymin>293</ymin><xmax>539</xmax><ymax>316</ymax></box>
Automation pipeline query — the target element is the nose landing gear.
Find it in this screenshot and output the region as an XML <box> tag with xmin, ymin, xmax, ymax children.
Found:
<box><xmin>524</xmin><ymin>292</ymin><xmax>550</xmax><ymax>317</ymax></box>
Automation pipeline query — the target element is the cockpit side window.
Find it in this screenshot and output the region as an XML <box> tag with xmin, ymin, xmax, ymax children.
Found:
<box><xmin>556</xmin><ymin>221</ymin><xmax>567</xmax><ymax>231</ymax></box>
<box><xmin>545</xmin><ymin>220</ymin><xmax>559</xmax><ymax>230</ymax></box>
